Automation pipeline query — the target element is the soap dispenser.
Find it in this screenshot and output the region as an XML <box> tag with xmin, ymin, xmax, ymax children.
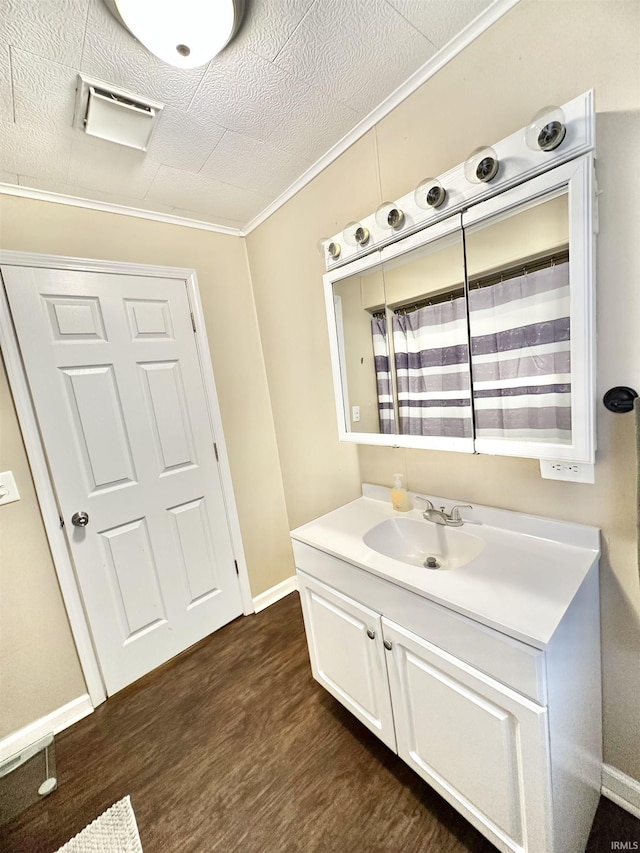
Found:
<box><xmin>391</xmin><ymin>473</ymin><xmax>410</xmax><ymax>512</ymax></box>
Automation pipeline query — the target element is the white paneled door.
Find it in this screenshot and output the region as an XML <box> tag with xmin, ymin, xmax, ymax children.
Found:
<box><xmin>2</xmin><ymin>265</ymin><xmax>243</xmax><ymax>695</ymax></box>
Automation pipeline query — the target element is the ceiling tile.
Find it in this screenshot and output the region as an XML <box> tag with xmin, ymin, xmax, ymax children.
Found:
<box><xmin>387</xmin><ymin>0</ymin><xmax>492</xmax><ymax>47</ymax></box>
<box><xmin>0</xmin><ymin>44</ymin><xmax>13</xmax><ymax>123</ymax></box>
<box><xmin>1</xmin><ymin>0</ymin><xmax>88</xmax><ymax>67</ymax></box>
<box><xmin>147</xmin><ymin>165</ymin><xmax>272</xmax><ymax>223</ymax></box>
<box><xmin>199</xmin><ymin>131</ymin><xmax>311</xmax><ymax>197</ymax></box>
<box><xmin>262</xmin><ymin>84</ymin><xmax>358</xmax><ymax>161</ymax></box>
<box><xmin>11</xmin><ymin>48</ymin><xmax>78</xmax><ymax>129</ymax></box>
<box><xmin>0</xmin><ymin>122</ymin><xmax>72</xmax><ymax>182</ymax></box>
<box><xmin>84</xmin><ymin>0</ymin><xmax>133</xmax><ymax>47</ymax></box>
<box><xmin>189</xmin><ymin>44</ymin><xmax>318</xmax><ymax>141</ymax></box>
<box><xmin>273</xmin><ymin>0</ymin><xmax>436</xmax><ymax>113</ymax></box>
<box><xmin>81</xmin><ymin>4</ymin><xmax>205</xmax><ymax>110</ymax></box>
<box><xmin>68</xmin><ymin>136</ymin><xmax>161</xmax><ymax>197</ymax></box>
<box><xmin>146</xmin><ymin>108</ymin><xmax>226</xmax><ymax>173</ymax></box>
<box><xmin>232</xmin><ymin>0</ymin><xmax>316</xmax><ymax>62</ymax></box>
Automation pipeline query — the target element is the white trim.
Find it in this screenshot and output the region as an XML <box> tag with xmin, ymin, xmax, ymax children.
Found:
<box><xmin>253</xmin><ymin>576</ymin><xmax>298</xmax><ymax>613</ymax></box>
<box><xmin>0</xmin><ymin>695</ymin><xmax>93</xmax><ymax>764</ymax></box>
<box><xmin>0</xmin><ymin>183</ymin><xmax>243</xmax><ymax>237</ymax></box>
<box><xmin>0</xmin><ymin>249</ymin><xmax>255</xmax><ymax>699</ymax></box>
<box><xmin>602</xmin><ymin>764</ymin><xmax>640</xmax><ymax>820</ymax></box>
<box><xmin>0</xmin><ymin>0</ymin><xmax>519</xmax><ymax>237</ymax></box>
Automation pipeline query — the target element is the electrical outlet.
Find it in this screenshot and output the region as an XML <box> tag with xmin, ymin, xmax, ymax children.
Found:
<box><xmin>352</xmin><ymin>405</ymin><xmax>360</xmax><ymax>423</ymax></box>
<box><xmin>539</xmin><ymin>460</ymin><xmax>595</xmax><ymax>484</ymax></box>
<box><xmin>0</xmin><ymin>471</ymin><xmax>20</xmax><ymax>505</ymax></box>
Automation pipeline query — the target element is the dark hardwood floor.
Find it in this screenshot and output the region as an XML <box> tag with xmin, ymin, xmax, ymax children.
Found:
<box><xmin>1</xmin><ymin>592</ymin><xmax>639</xmax><ymax>852</ymax></box>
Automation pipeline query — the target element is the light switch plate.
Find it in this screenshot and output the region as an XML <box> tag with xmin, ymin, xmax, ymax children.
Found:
<box><xmin>0</xmin><ymin>471</ymin><xmax>20</xmax><ymax>505</ymax></box>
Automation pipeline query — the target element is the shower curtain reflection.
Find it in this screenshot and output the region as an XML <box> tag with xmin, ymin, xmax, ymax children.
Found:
<box><xmin>391</xmin><ymin>297</ymin><xmax>473</xmax><ymax>438</ymax></box>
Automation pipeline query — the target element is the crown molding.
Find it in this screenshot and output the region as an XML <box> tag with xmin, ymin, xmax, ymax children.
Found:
<box><xmin>0</xmin><ymin>183</ymin><xmax>244</xmax><ymax>237</ymax></box>
<box><xmin>0</xmin><ymin>0</ymin><xmax>520</xmax><ymax>239</ymax></box>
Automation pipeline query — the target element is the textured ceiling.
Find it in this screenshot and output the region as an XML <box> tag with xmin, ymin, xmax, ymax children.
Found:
<box><xmin>0</xmin><ymin>0</ymin><xmax>496</xmax><ymax>231</ymax></box>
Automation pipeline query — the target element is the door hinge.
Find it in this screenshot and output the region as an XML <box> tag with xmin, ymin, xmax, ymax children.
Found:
<box><xmin>234</xmin><ymin>560</ymin><xmax>239</xmax><ymax>576</ymax></box>
<box><xmin>190</xmin><ymin>312</ymin><xmax>196</xmax><ymax>332</ymax></box>
<box><xmin>213</xmin><ymin>442</ymin><xmax>219</xmax><ymax>461</ymax></box>
<box><xmin>59</xmin><ymin>515</ymin><xmax>65</xmax><ymax>529</ymax></box>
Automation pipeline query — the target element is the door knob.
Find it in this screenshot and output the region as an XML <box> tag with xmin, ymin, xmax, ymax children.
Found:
<box><xmin>71</xmin><ymin>511</ymin><xmax>89</xmax><ymax>527</ymax></box>
<box><xmin>383</xmin><ymin>640</ymin><xmax>393</xmax><ymax>651</ymax></box>
<box><xmin>366</xmin><ymin>629</ymin><xmax>375</xmax><ymax>640</ymax></box>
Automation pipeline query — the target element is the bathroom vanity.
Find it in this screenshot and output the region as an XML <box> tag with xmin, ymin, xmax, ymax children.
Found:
<box><xmin>291</xmin><ymin>484</ymin><xmax>602</xmax><ymax>853</ymax></box>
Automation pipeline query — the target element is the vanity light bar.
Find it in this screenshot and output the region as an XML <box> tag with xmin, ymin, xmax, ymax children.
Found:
<box><xmin>322</xmin><ymin>90</ymin><xmax>595</xmax><ymax>271</ymax></box>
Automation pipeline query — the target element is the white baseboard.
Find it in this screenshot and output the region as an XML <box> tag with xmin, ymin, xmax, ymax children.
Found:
<box><xmin>602</xmin><ymin>763</ymin><xmax>640</xmax><ymax>820</ymax></box>
<box><xmin>0</xmin><ymin>694</ymin><xmax>93</xmax><ymax>764</ymax></box>
<box><xmin>252</xmin><ymin>575</ymin><xmax>298</xmax><ymax>613</ymax></box>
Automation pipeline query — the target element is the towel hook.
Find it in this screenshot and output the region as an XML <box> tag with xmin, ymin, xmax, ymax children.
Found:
<box><xmin>603</xmin><ymin>386</ymin><xmax>638</xmax><ymax>413</ymax></box>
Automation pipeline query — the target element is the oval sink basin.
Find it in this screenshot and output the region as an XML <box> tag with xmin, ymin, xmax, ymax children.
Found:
<box><xmin>363</xmin><ymin>517</ymin><xmax>485</xmax><ymax>570</ymax></box>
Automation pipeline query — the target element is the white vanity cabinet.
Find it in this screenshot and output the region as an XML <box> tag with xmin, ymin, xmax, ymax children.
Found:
<box><xmin>295</xmin><ymin>535</ymin><xmax>602</xmax><ymax>853</ymax></box>
<box><xmin>382</xmin><ymin>618</ymin><xmax>550</xmax><ymax>853</ymax></box>
<box><xmin>299</xmin><ymin>575</ymin><xmax>396</xmax><ymax>751</ymax></box>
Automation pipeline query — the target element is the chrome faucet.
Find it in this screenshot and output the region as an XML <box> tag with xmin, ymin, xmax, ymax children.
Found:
<box><xmin>415</xmin><ymin>497</ymin><xmax>472</xmax><ymax>527</ymax></box>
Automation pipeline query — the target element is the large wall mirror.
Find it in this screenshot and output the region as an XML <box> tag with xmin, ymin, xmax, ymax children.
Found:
<box><xmin>324</xmin><ymin>155</ymin><xmax>595</xmax><ymax>462</ymax></box>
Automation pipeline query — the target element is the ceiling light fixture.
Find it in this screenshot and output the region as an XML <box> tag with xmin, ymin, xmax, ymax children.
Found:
<box><xmin>103</xmin><ymin>0</ymin><xmax>245</xmax><ymax>69</ymax></box>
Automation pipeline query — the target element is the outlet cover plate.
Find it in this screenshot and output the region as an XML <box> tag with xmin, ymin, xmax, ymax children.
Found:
<box><xmin>539</xmin><ymin>459</ymin><xmax>595</xmax><ymax>484</ymax></box>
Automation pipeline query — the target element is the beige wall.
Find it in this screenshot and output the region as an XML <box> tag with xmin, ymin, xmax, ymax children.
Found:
<box><xmin>0</xmin><ymin>198</ymin><xmax>292</xmax><ymax>737</ymax></box>
<box><xmin>245</xmin><ymin>136</ymin><xmax>379</xmax><ymax>528</ymax></box>
<box><xmin>246</xmin><ymin>0</ymin><xmax>640</xmax><ymax>782</ymax></box>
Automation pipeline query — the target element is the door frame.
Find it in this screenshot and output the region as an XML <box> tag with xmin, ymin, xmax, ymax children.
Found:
<box><xmin>0</xmin><ymin>250</ymin><xmax>255</xmax><ymax>708</ymax></box>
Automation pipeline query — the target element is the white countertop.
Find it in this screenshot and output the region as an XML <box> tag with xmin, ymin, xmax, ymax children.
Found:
<box><xmin>290</xmin><ymin>484</ymin><xmax>600</xmax><ymax>649</ymax></box>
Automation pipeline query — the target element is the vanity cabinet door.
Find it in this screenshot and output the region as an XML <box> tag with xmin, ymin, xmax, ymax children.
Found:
<box><xmin>382</xmin><ymin>619</ymin><xmax>553</xmax><ymax>853</ymax></box>
<box><xmin>297</xmin><ymin>572</ymin><xmax>396</xmax><ymax>751</ymax></box>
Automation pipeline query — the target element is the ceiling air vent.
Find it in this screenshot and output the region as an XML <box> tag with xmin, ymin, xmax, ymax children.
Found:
<box><xmin>73</xmin><ymin>74</ymin><xmax>164</xmax><ymax>151</ymax></box>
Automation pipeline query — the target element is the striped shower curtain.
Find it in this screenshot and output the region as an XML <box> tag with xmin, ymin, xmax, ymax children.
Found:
<box><xmin>392</xmin><ymin>298</ymin><xmax>473</xmax><ymax>438</ymax></box>
<box><xmin>468</xmin><ymin>262</ymin><xmax>571</xmax><ymax>442</ymax></box>
<box><xmin>371</xmin><ymin>316</ymin><xmax>395</xmax><ymax>434</ymax></box>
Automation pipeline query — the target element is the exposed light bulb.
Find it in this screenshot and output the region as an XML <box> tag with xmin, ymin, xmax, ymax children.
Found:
<box><xmin>525</xmin><ymin>105</ymin><xmax>567</xmax><ymax>152</ymax></box>
<box><xmin>414</xmin><ymin>178</ymin><xmax>446</xmax><ymax>209</ymax></box>
<box><xmin>464</xmin><ymin>146</ymin><xmax>499</xmax><ymax>184</ymax></box>
<box><xmin>375</xmin><ymin>202</ymin><xmax>404</xmax><ymax>230</ymax></box>
<box><xmin>343</xmin><ymin>221</ymin><xmax>370</xmax><ymax>247</ymax></box>
<box><xmin>327</xmin><ymin>241</ymin><xmax>341</xmax><ymax>260</ymax></box>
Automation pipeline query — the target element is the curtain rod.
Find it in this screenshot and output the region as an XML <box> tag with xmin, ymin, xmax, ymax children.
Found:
<box><xmin>370</xmin><ymin>249</ymin><xmax>569</xmax><ymax>318</ymax></box>
<box><xmin>468</xmin><ymin>248</ymin><xmax>569</xmax><ymax>291</ymax></box>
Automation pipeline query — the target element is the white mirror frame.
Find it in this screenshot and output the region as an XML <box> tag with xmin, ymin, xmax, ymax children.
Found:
<box><xmin>464</xmin><ymin>154</ymin><xmax>595</xmax><ymax>463</ymax></box>
<box><xmin>323</xmin><ymin>154</ymin><xmax>596</xmax><ymax>463</ymax></box>
<box><xmin>324</xmin><ymin>213</ymin><xmax>473</xmax><ymax>453</ymax></box>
